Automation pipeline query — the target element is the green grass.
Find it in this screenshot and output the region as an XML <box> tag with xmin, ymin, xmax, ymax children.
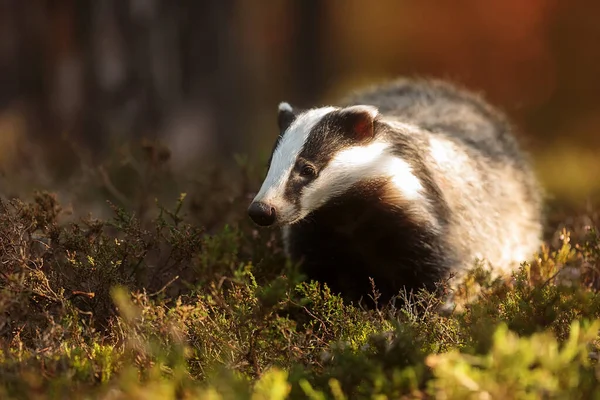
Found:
<box><xmin>0</xmin><ymin>142</ymin><xmax>599</xmax><ymax>399</ymax></box>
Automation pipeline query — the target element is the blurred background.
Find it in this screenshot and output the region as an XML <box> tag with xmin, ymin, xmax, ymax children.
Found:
<box><xmin>0</xmin><ymin>0</ymin><xmax>598</xmax><ymax>219</ymax></box>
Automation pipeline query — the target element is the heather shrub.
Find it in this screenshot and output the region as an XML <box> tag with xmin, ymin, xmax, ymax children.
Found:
<box><xmin>0</xmin><ymin>142</ymin><xmax>598</xmax><ymax>399</ymax></box>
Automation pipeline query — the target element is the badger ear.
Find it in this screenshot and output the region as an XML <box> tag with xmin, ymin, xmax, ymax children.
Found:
<box><xmin>338</xmin><ymin>105</ymin><xmax>379</xmax><ymax>141</ymax></box>
<box><xmin>278</xmin><ymin>102</ymin><xmax>296</xmax><ymax>133</ymax></box>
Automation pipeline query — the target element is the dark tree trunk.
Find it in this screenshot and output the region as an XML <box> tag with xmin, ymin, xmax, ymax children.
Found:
<box><xmin>1</xmin><ymin>0</ymin><xmax>254</xmax><ymax>159</ymax></box>
<box><xmin>289</xmin><ymin>0</ymin><xmax>327</xmax><ymax>107</ymax></box>
<box><xmin>179</xmin><ymin>0</ymin><xmax>250</xmax><ymax>156</ymax></box>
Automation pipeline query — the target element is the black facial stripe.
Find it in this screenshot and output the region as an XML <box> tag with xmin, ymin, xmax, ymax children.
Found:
<box><xmin>282</xmin><ymin>111</ymin><xmax>362</xmax><ymax>206</ymax></box>
<box><xmin>299</xmin><ymin>111</ymin><xmax>358</xmax><ymax>162</ymax></box>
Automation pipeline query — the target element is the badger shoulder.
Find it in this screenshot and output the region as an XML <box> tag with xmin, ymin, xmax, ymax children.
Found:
<box><xmin>355</xmin><ymin>79</ymin><xmax>544</xmax><ymax>275</ymax></box>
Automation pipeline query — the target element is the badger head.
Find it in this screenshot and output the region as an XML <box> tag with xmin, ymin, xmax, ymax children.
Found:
<box><xmin>247</xmin><ymin>102</ymin><xmax>424</xmax><ymax>227</ymax></box>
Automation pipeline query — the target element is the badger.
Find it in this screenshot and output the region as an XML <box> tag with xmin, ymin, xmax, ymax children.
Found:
<box><xmin>248</xmin><ymin>78</ymin><xmax>543</xmax><ymax>306</ymax></box>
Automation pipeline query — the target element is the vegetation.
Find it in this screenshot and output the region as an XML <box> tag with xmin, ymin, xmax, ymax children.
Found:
<box><xmin>0</xmin><ymin>144</ymin><xmax>599</xmax><ymax>400</ymax></box>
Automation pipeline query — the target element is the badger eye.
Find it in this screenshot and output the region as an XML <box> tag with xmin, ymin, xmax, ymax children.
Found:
<box><xmin>299</xmin><ymin>163</ymin><xmax>317</xmax><ymax>178</ymax></box>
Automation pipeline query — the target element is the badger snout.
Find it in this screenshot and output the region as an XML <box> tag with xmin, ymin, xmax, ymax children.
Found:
<box><xmin>248</xmin><ymin>201</ymin><xmax>277</xmax><ymax>226</ymax></box>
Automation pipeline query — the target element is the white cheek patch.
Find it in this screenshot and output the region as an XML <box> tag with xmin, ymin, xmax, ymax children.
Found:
<box><xmin>300</xmin><ymin>140</ymin><xmax>425</xmax><ymax>215</ymax></box>
<box><xmin>253</xmin><ymin>107</ymin><xmax>337</xmax><ymax>218</ymax></box>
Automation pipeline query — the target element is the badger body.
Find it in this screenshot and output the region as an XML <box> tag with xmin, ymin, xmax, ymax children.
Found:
<box><xmin>249</xmin><ymin>78</ymin><xmax>543</xmax><ymax>304</ymax></box>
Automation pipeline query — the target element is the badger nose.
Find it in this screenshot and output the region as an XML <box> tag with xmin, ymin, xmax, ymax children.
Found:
<box><xmin>248</xmin><ymin>202</ymin><xmax>277</xmax><ymax>226</ymax></box>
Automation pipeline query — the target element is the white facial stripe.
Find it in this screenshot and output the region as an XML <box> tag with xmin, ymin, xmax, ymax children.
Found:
<box><xmin>253</xmin><ymin>107</ymin><xmax>337</xmax><ymax>210</ymax></box>
<box><xmin>300</xmin><ymin>140</ymin><xmax>424</xmax><ymax>215</ymax></box>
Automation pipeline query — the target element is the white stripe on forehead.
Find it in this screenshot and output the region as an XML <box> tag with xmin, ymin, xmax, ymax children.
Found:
<box><xmin>254</xmin><ymin>106</ymin><xmax>337</xmax><ymax>201</ymax></box>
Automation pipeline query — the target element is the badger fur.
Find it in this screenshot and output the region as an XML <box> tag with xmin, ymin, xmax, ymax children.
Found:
<box><xmin>248</xmin><ymin>78</ymin><xmax>543</xmax><ymax>305</ymax></box>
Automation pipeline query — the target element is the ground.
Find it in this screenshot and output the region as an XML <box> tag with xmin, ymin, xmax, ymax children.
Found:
<box><xmin>0</xmin><ymin>141</ymin><xmax>599</xmax><ymax>399</ymax></box>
